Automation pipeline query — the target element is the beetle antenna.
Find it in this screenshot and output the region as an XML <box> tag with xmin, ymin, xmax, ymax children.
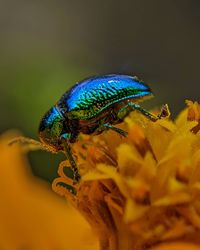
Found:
<box><xmin>8</xmin><ymin>136</ymin><xmax>52</xmax><ymax>153</ymax></box>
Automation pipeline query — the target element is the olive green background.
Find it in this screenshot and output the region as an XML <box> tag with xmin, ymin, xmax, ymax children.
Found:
<box><xmin>0</xmin><ymin>0</ymin><xmax>200</xmax><ymax>182</ymax></box>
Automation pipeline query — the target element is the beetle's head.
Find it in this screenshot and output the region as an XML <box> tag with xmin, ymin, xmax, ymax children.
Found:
<box><xmin>38</xmin><ymin>106</ymin><xmax>69</xmax><ymax>152</ymax></box>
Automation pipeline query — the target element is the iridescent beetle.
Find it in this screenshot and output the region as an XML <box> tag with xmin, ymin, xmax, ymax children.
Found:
<box><xmin>12</xmin><ymin>74</ymin><xmax>169</xmax><ymax>182</ymax></box>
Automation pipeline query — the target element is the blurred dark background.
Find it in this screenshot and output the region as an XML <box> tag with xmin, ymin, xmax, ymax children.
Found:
<box><xmin>0</xmin><ymin>0</ymin><xmax>200</xmax><ymax>182</ymax></box>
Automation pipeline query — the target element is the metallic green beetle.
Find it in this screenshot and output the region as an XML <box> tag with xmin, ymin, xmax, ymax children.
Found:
<box><xmin>38</xmin><ymin>74</ymin><xmax>169</xmax><ymax>182</ymax></box>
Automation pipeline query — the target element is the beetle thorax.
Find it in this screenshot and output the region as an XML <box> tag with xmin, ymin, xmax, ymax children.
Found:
<box><xmin>38</xmin><ymin>106</ymin><xmax>68</xmax><ymax>152</ymax></box>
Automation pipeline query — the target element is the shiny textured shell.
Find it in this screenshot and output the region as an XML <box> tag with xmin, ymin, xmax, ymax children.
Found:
<box><xmin>59</xmin><ymin>74</ymin><xmax>152</xmax><ymax>120</ymax></box>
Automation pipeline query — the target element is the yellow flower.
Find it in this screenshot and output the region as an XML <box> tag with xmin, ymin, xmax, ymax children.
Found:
<box><xmin>3</xmin><ymin>101</ymin><xmax>200</xmax><ymax>250</ymax></box>
<box><xmin>0</xmin><ymin>132</ymin><xmax>98</xmax><ymax>250</ymax></box>
<box><xmin>52</xmin><ymin>101</ymin><xmax>200</xmax><ymax>250</ymax></box>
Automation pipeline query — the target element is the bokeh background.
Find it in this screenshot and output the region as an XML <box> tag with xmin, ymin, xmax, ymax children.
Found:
<box><xmin>1</xmin><ymin>0</ymin><xmax>200</xmax><ymax>183</ymax></box>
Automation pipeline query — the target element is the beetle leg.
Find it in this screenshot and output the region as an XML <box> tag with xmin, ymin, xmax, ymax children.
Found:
<box><xmin>101</xmin><ymin>123</ymin><xmax>128</xmax><ymax>137</ymax></box>
<box><xmin>118</xmin><ymin>102</ymin><xmax>169</xmax><ymax>122</ymax></box>
<box><xmin>61</xmin><ymin>136</ymin><xmax>80</xmax><ymax>183</ymax></box>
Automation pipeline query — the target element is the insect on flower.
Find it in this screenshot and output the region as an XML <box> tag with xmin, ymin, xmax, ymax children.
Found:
<box><xmin>10</xmin><ymin>74</ymin><xmax>169</xmax><ymax>183</ymax></box>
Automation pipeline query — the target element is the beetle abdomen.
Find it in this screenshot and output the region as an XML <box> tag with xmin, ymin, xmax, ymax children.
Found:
<box><xmin>60</xmin><ymin>74</ymin><xmax>152</xmax><ymax>119</ymax></box>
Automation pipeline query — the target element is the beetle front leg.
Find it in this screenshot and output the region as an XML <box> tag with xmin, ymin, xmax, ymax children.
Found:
<box><xmin>61</xmin><ymin>136</ymin><xmax>80</xmax><ymax>183</ymax></box>
<box><xmin>118</xmin><ymin>102</ymin><xmax>169</xmax><ymax>122</ymax></box>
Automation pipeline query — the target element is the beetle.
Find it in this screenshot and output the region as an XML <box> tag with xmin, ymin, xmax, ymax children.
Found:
<box><xmin>37</xmin><ymin>74</ymin><xmax>169</xmax><ymax>182</ymax></box>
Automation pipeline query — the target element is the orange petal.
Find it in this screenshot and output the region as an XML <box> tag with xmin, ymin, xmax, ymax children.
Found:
<box><xmin>151</xmin><ymin>242</ymin><xmax>200</xmax><ymax>250</ymax></box>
